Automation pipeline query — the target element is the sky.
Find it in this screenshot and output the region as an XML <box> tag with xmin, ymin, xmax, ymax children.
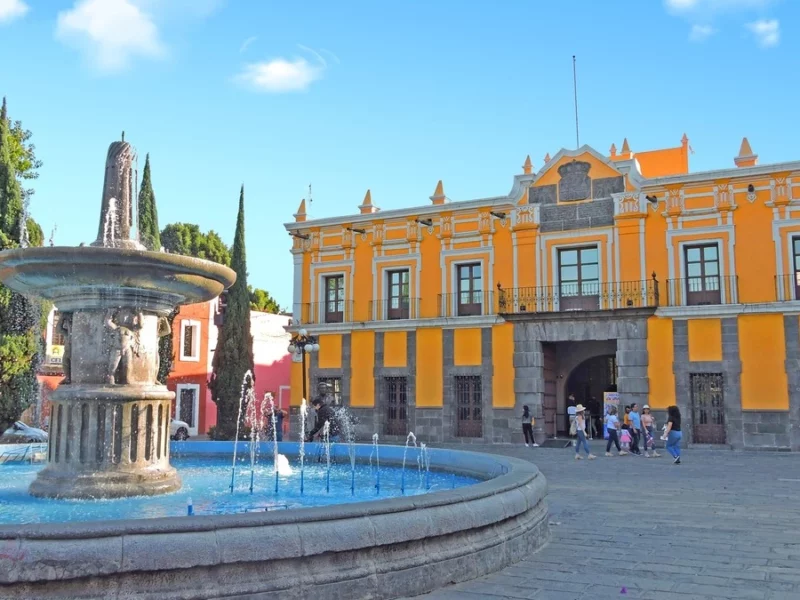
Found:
<box><xmin>0</xmin><ymin>0</ymin><xmax>797</xmax><ymax>308</ymax></box>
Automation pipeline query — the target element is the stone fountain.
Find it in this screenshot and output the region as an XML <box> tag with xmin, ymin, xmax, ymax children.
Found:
<box><xmin>0</xmin><ymin>138</ymin><xmax>236</xmax><ymax>499</ymax></box>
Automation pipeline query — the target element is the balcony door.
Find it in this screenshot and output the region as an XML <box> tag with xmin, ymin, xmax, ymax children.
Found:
<box><xmin>793</xmin><ymin>237</ymin><xmax>800</xmax><ymax>300</ymax></box>
<box><xmin>457</xmin><ymin>263</ymin><xmax>482</xmax><ymax>316</ymax></box>
<box><xmin>387</xmin><ymin>270</ymin><xmax>410</xmax><ymax>319</ymax></box>
<box><xmin>324</xmin><ymin>275</ymin><xmax>345</xmax><ymax>323</ymax></box>
<box><xmin>684</xmin><ymin>244</ymin><xmax>721</xmax><ymax>305</ymax></box>
<box><xmin>558</xmin><ymin>247</ymin><xmax>600</xmax><ymax>311</ymax></box>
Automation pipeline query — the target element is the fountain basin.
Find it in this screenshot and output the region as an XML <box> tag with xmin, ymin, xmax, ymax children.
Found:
<box><xmin>0</xmin><ymin>442</ymin><xmax>549</xmax><ymax>600</ymax></box>
<box><xmin>0</xmin><ymin>246</ymin><xmax>236</xmax><ymax>313</ymax></box>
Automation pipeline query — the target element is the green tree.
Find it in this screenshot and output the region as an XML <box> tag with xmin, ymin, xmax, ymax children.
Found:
<box><xmin>209</xmin><ymin>186</ymin><xmax>254</xmax><ymax>440</ymax></box>
<box><xmin>137</xmin><ymin>154</ymin><xmax>161</xmax><ymax>251</ymax></box>
<box><xmin>0</xmin><ymin>97</ymin><xmax>42</xmax><ymax>430</ymax></box>
<box><xmin>161</xmin><ymin>222</ymin><xmax>231</xmax><ymax>266</ymax></box>
<box><xmin>249</xmin><ymin>286</ymin><xmax>283</xmax><ymax>313</ymax></box>
<box><xmin>7</xmin><ymin>117</ymin><xmax>42</xmax><ymax>200</ymax></box>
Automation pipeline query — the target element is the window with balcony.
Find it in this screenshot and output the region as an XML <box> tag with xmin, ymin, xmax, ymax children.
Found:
<box><xmin>316</xmin><ymin>377</ymin><xmax>342</xmax><ymax>406</ymax></box>
<box><xmin>387</xmin><ymin>270</ymin><xmax>410</xmax><ymax>319</ymax></box>
<box><xmin>457</xmin><ymin>263</ymin><xmax>483</xmax><ymax>316</ymax></box>
<box><xmin>324</xmin><ymin>275</ymin><xmax>345</xmax><ymax>323</ymax></box>
<box><xmin>684</xmin><ymin>244</ymin><xmax>721</xmax><ymax>305</ymax></box>
<box><xmin>558</xmin><ymin>246</ymin><xmax>600</xmax><ymax>311</ymax></box>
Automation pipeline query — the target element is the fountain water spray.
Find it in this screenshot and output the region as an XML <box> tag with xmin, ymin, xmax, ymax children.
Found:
<box><xmin>102</xmin><ymin>198</ymin><xmax>118</xmax><ymax>245</ymax></box>
<box><xmin>230</xmin><ymin>370</ymin><xmax>254</xmax><ymax>493</ymax></box>
<box><xmin>322</xmin><ymin>421</ymin><xmax>331</xmax><ymax>493</ymax></box>
<box><xmin>267</xmin><ymin>393</ymin><xmax>280</xmax><ymax>495</ymax></box>
<box><xmin>401</xmin><ymin>432</ymin><xmax>417</xmax><ymax>495</ymax></box>
<box><xmin>420</xmin><ymin>443</ymin><xmax>431</xmax><ymax>490</ymax></box>
<box><xmin>247</xmin><ymin>389</ymin><xmax>264</xmax><ymax>494</ymax></box>
<box><xmin>299</xmin><ymin>398</ymin><xmax>307</xmax><ymax>495</ymax></box>
<box><xmin>337</xmin><ymin>407</ymin><xmax>357</xmax><ymax>496</ymax></box>
<box><xmin>370</xmin><ymin>433</ymin><xmax>381</xmax><ymax>495</ymax></box>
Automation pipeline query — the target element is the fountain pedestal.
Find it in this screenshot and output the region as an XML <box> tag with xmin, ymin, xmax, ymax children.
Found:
<box><xmin>0</xmin><ymin>137</ymin><xmax>236</xmax><ymax>499</ymax></box>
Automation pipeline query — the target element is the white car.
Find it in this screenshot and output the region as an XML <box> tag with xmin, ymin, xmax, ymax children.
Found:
<box><xmin>170</xmin><ymin>419</ymin><xmax>190</xmax><ymax>441</ymax></box>
<box><xmin>1</xmin><ymin>421</ymin><xmax>49</xmax><ymax>443</ymax></box>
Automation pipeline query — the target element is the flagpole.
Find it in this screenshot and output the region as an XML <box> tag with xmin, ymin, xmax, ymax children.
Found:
<box><xmin>573</xmin><ymin>55</ymin><xmax>580</xmax><ymax>149</ymax></box>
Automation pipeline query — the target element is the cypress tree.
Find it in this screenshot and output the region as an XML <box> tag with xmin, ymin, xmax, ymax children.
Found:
<box><xmin>137</xmin><ymin>154</ymin><xmax>161</xmax><ymax>251</ymax></box>
<box><xmin>0</xmin><ymin>97</ymin><xmax>41</xmax><ymax>431</ymax></box>
<box><xmin>209</xmin><ymin>186</ymin><xmax>254</xmax><ymax>439</ymax></box>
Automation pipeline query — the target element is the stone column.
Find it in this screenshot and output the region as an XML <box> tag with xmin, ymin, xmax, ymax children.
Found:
<box><xmin>513</xmin><ymin>323</ymin><xmax>546</xmax><ymax>445</ymax></box>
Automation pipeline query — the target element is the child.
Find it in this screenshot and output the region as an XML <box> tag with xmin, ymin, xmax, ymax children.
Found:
<box><xmin>620</xmin><ymin>427</ymin><xmax>632</xmax><ymax>452</ymax></box>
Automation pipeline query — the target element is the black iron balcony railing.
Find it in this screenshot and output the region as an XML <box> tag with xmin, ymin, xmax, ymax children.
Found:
<box><xmin>368</xmin><ymin>298</ymin><xmax>421</xmax><ymax>321</ymax></box>
<box><xmin>437</xmin><ymin>291</ymin><xmax>496</xmax><ymax>318</ymax></box>
<box><xmin>296</xmin><ymin>301</ymin><xmax>355</xmax><ymax>325</ymax></box>
<box><xmin>775</xmin><ymin>274</ymin><xmax>800</xmax><ymax>302</ymax></box>
<box><xmin>665</xmin><ymin>276</ymin><xmax>738</xmax><ymax>307</ymax></box>
<box><xmin>497</xmin><ymin>278</ymin><xmax>659</xmax><ymax>314</ymax></box>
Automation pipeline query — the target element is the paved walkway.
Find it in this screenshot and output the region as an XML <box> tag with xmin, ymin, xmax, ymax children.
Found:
<box><xmin>411</xmin><ymin>441</ymin><xmax>800</xmax><ymax>600</ymax></box>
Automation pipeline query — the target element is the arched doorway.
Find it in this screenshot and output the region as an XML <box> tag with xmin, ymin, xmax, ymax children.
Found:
<box><xmin>566</xmin><ymin>355</ymin><xmax>617</xmax><ymax>436</ymax></box>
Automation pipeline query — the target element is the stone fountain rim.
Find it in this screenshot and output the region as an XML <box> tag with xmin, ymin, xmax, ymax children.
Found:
<box><xmin>0</xmin><ymin>445</ymin><xmax>541</xmax><ymax>539</ymax></box>
<box><xmin>0</xmin><ymin>245</ymin><xmax>236</xmax><ymax>288</ymax></box>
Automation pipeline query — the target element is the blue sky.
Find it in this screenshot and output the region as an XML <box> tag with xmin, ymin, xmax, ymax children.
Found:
<box><xmin>0</xmin><ymin>0</ymin><xmax>796</xmax><ymax>307</ymax></box>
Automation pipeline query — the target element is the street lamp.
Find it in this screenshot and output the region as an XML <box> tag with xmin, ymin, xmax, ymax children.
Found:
<box><xmin>288</xmin><ymin>328</ymin><xmax>319</xmax><ymax>404</ymax></box>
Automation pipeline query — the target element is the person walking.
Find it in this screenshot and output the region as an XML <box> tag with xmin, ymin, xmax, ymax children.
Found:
<box><xmin>604</xmin><ymin>406</ymin><xmax>626</xmax><ymax>456</ymax></box>
<box><xmin>641</xmin><ymin>405</ymin><xmax>660</xmax><ymax>458</ymax></box>
<box><xmin>573</xmin><ymin>404</ymin><xmax>596</xmax><ymax>460</ymax></box>
<box><xmin>521</xmin><ymin>405</ymin><xmax>537</xmax><ymax>447</ymax></box>
<box><xmin>629</xmin><ymin>403</ymin><xmax>643</xmax><ymax>455</ymax></box>
<box><xmin>664</xmin><ymin>405</ymin><xmax>683</xmax><ymax>464</ymax></box>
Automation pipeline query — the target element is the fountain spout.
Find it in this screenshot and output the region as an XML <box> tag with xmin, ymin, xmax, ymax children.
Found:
<box><xmin>91</xmin><ymin>139</ymin><xmax>144</xmax><ymax>250</ymax></box>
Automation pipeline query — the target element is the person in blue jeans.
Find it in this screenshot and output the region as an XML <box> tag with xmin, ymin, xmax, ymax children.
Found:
<box><xmin>573</xmin><ymin>405</ymin><xmax>596</xmax><ymax>460</ymax></box>
<box><xmin>664</xmin><ymin>405</ymin><xmax>683</xmax><ymax>464</ymax></box>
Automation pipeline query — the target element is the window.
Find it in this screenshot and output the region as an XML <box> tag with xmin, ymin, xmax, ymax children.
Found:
<box><xmin>457</xmin><ymin>263</ymin><xmax>483</xmax><ymax>316</ymax></box>
<box><xmin>684</xmin><ymin>244</ymin><xmax>721</xmax><ymax>305</ymax></box>
<box><xmin>558</xmin><ymin>246</ymin><xmax>600</xmax><ymax>311</ymax></box>
<box><xmin>792</xmin><ymin>237</ymin><xmax>800</xmax><ymax>300</ymax></box>
<box><xmin>384</xmin><ymin>377</ymin><xmax>408</xmax><ymax>435</ymax></box>
<box><xmin>51</xmin><ymin>311</ymin><xmax>65</xmax><ymax>346</ymax></box>
<box><xmin>387</xmin><ymin>270</ymin><xmax>410</xmax><ymax>319</ymax></box>
<box><xmin>176</xmin><ymin>384</ymin><xmax>199</xmax><ymax>436</ymax></box>
<box><xmin>180</xmin><ymin>320</ymin><xmax>200</xmax><ymax>361</ymax></box>
<box><xmin>455</xmin><ymin>375</ymin><xmax>482</xmax><ymax>438</ymax></box>
<box><xmin>324</xmin><ymin>275</ymin><xmax>345</xmax><ymax>323</ymax></box>
<box><xmin>316</xmin><ymin>377</ymin><xmax>342</xmax><ymax>406</ymax></box>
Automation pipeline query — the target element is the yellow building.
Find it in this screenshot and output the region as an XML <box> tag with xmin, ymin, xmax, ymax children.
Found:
<box><xmin>285</xmin><ymin>136</ymin><xmax>800</xmax><ymax>450</ymax></box>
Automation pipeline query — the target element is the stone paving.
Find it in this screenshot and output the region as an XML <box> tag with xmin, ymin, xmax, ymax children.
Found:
<box><xmin>411</xmin><ymin>441</ymin><xmax>800</xmax><ymax>600</ymax></box>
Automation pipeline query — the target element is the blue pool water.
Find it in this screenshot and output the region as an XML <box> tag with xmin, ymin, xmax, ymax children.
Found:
<box><xmin>0</xmin><ymin>455</ymin><xmax>479</xmax><ymax>525</ymax></box>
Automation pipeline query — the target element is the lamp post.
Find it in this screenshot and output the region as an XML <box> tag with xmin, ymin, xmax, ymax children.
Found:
<box><xmin>288</xmin><ymin>328</ymin><xmax>320</xmax><ymax>404</ymax></box>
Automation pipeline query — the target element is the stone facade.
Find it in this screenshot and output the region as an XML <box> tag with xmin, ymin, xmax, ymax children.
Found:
<box><xmin>511</xmin><ymin>311</ymin><xmax>652</xmax><ymax>445</ymax></box>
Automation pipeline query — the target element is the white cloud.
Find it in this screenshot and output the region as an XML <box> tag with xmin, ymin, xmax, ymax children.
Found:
<box><xmin>55</xmin><ymin>0</ymin><xmax>165</xmax><ymax>73</ymax></box>
<box><xmin>665</xmin><ymin>0</ymin><xmax>773</xmax><ymax>13</ymax></box>
<box><xmin>240</xmin><ymin>36</ymin><xmax>257</xmax><ymax>53</ymax></box>
<box><xmin>747</xmin><ymin>18</ymin><xmax>780</xmax><ymax>46</ymax></box>
<box><xmin>235</xmin><ymin>57</ymin><xmax>323</xmax><ymax>93</ymax></box>
<box><xmin>0</xmin><ymin>0</ymin><xmax>29</xmax><ymax>24</ymax></box>
<box><xmin>689</xmin><ymin>24</ymin><xmax>716</xmax><ymax>40</ymax></box>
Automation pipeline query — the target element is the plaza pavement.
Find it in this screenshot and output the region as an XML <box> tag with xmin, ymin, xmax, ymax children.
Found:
<box><xmin>410</xmin><ymin>440</ymin><xmax>800</xmax><ymax>600</ymax></box>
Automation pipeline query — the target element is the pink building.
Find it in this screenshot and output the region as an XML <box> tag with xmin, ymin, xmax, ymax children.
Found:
<box><xmin>167</xmin><ymin>297</ymin><xmax>292</xmax><ymax>436</ymax></box>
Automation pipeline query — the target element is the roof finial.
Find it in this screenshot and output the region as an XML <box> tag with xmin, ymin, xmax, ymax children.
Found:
<box><xmin>609</xmin><ymin>143</ymin><xmax>617</xmax><ymax>157</ymax></box>
<box><xmin>294</xmin><ymin>198</ymin><xmax>307</xmax><ymax>222</ymax></box>
<box><xmin>621</xmin><ymin>138</ymin><xmax>630</xmax><ymax>154</ymax></box>
<box><xmin>735</xmin><ymin>137</ymin><xmax>758</xmax><ymax>168</ymax></box>
<box><xmin>543</xmin><ymin>152</ymin><xmax>551</xmax><ymax>164</ymax></box>
<box><xmin>121</xmin><ymin>131</ymin><xmax>125</xmax><ymax>142</ymax></box>
<box><xmin>430</xmin><ymin>180</ymin><xmax>447</xmax><ymax>205</ymax></box>
<box><xmin>522</xmin><ymin>155</ymin><xmax>533</xmax><ymax>175</ymax></box>
<box><xmin>359</xmin><ymin>189</ymin><xmax>379</xmax><ymax>214</ymax></box>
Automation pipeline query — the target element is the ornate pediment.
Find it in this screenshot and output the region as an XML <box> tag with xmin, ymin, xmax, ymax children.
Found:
<box><xmin>557</xmin><ymin>160</ymin><xmax>592</xmax><ymax>202</ymax></box>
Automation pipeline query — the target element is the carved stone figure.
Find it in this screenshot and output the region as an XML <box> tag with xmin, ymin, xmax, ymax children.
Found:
<box><xmin>105</xmin><ymin>309</ymin><xmax>144</xmax><ymax>385</ymax></box>
<box><xmin>59</xmin><ymin>312</ymin><xmax>73</xmax><ymax>384</ymax></box>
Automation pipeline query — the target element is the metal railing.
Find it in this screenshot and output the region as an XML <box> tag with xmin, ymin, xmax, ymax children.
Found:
<box><xmin>665</xmin><ymin>276</ymin><xmax>738</xmax><ymax>307</ymax></box>
<box><xmin>295</xmin><ymin>301</ymin><xmax>355</xmax><ymax>325</ymax></box>
<box><xmin>437</xmin><ymin>291</ymin><xmax>496</xmax><ymax>318</ymax></box>
<box><xmin>775</xmin><ymin>274</ymin><xmax>800</xmax><ymax>303</ymax></box>
<box><xmin>496</xmin><ymin>279</ymin><xmax>659</xmax><ymax>314</ymax></box>
<box><xmin>368</xmin><ymin>298</ymin><xmax>421</xmax><ymax>321</ymax></box>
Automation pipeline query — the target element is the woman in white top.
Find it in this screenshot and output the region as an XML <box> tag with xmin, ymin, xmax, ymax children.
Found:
<box><xmin>604</xmin><ymin>406</ymin><xmax>627</xmax><ymax>456</ymax></box>
<box><xmin>573</xmin><ymin>405</ymin><xmax>596</xmax><ymax>460</ymax></box>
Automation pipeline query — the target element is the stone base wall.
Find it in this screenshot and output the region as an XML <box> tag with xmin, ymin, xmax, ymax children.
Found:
<box><xmin>742</xmin><ymin>411</ymin><xmax>792</xmax><ymax>450</ymax></box>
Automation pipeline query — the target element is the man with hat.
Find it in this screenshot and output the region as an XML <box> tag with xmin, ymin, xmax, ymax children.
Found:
<box><xmin>306</xmin><ymin>382</ymin><xmax>340</xmax><ymax>443</ymax></box>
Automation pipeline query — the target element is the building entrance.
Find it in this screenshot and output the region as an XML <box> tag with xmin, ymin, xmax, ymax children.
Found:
<box><xmin>565</xmin><ymin>354</ymin><xmax>617</xmax><ymax>436</ymax></box>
